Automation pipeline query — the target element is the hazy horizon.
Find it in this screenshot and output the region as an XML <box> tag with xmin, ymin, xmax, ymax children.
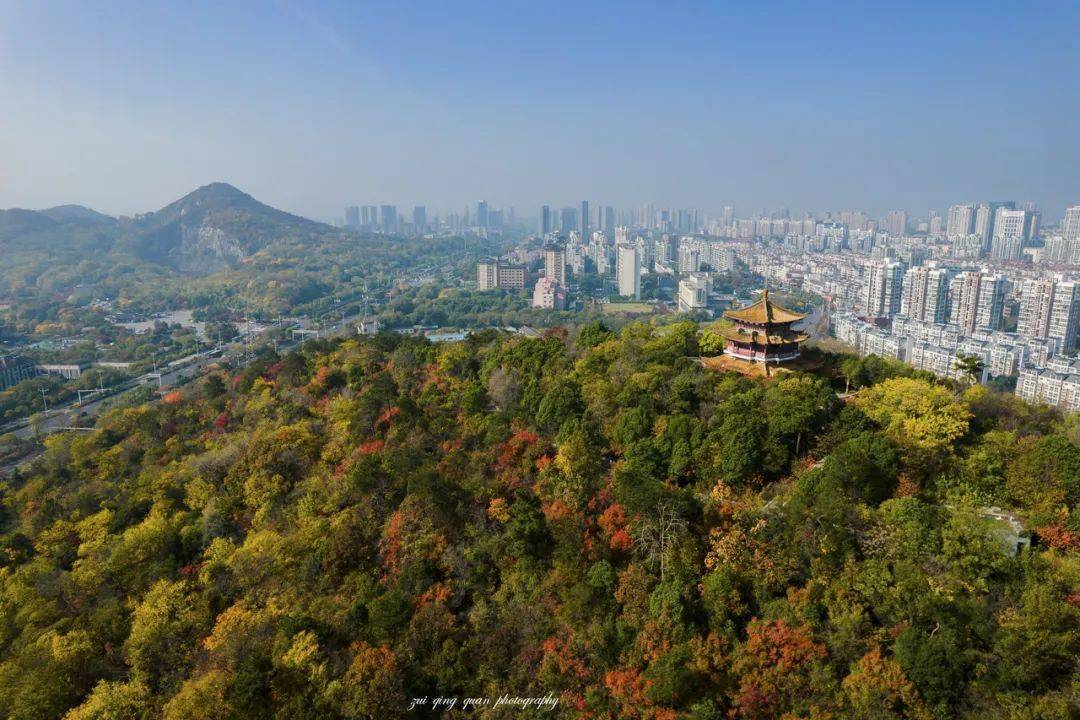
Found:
<box><xmin>2</xmin><ymin>1</ymin><xmax>1078</xmax><ymax>222</ymax></box>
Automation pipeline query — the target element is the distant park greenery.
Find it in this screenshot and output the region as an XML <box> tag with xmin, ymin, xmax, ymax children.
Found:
<box><xmin>0</xmin><ymin>321</ymin><xmax>1076</xmax><ymax>719</ymax></box>
<box><xmin>379</xmin><ymin>285</ymin><xmax>609</xmax><ymax>330</ymax></box>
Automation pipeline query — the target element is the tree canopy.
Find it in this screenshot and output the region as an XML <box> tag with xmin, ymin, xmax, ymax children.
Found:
<box><xmin>0</xmin><ymin>324</ymin><xmax>1076</xmax><ymax>719</ymax></box>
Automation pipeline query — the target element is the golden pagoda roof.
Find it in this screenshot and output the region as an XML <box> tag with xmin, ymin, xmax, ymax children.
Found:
<box><xmin>724</xmin><ymin>290</ymin><xmax>806</xmax><ymax>325</ymax></box>
<box><xmin>716</xmin><ymin>324</ymin><xmax>808</xmax><ymax>346</ymax></box>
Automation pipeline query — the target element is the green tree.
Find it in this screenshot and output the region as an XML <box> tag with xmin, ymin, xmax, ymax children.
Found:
<box><xmin>954</xmin><ymin>353</ymin><xmax>985</xmax><ymax>387</ymax></box>
<box><xmin>124</xmin><ymin>580</ymin><xmax>207</xmax><ymax>693</ymax></box>
<box><xmin>763</xmin><ymin>372</ymin><xmax>838</xmax><ymax>457</ymax></box>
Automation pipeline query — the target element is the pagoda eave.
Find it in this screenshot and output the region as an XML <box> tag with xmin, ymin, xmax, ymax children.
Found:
<box><xmin>715</xmin><ymin>327</ymin><xmax>809</xmax><ymax>346</ymax></box>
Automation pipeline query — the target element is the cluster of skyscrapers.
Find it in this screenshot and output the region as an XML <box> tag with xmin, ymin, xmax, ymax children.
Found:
<box><xmin>856</xmin><ymin>260</ymin><xmax>1079</xmax><ymax>349</ymax></box>
<box><xmin>468</xmin><ymin>194</ymin><xmax>1080</xmax><ymax>412</ymax></box>
<box><xmin>344</xmin><ymin>200</ymin><xmax>515</xmax><ymax>237</ymax></box>
<box><xmin>945</xmin><ymin>202</ymin><xmax>1041</xmax><ymax>260</ymax></box>
<box><xmin>538</xmin><ymin>202</ymin><xmax>703</xmax><ymax>238</ymax></box>
<box><xmin>824</xmin><ymin>211</ymin><xmax>1080</xmax><ymax>410</ymax></box>
<box><xmin>475</xmin><ymin>197</ymin><xmax>1080</xmax><ymax>412</ymax></box>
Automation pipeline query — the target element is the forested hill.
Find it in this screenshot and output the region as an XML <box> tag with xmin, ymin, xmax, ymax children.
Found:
<box><xmin>0</xmin><ymin>183</ymin><xmax>487</xmax><ymax>321</ymax></box>
<box><xmin>0</xmin><ymin>183</ymin><xmax>336</xmax><ymax>274</ymax></box>
<box><xmin>0</xmin><ymin>322</ymin><xmax>1077</xmax><ymax>719</ymax></box>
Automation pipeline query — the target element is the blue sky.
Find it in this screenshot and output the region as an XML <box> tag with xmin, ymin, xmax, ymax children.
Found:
<box><xmin>1</xmin><ymin>0</ymin><xmax>1077</xmax><ymax>221</ymax></box>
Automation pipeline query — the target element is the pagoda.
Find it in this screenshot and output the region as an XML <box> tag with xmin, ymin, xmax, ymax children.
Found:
<box><xmin>718</xmin><ymin>289</ymin><xmax>808</xmax><ymax>364</ymax></box>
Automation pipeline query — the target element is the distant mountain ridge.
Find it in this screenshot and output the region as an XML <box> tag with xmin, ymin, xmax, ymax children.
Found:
<box><xmin>0</xmin><ymin>208</ymin><xmax>60</xmax><ymax>237</ymax></box>
<box><xmin>0</xmin><ymin>182</ymin><xmax>339</xmax><ymax>275</ymax></box>
<box><xmin>39</xmin><ymin>205</ymin><xmax>116</xmax><ymax>225</ymax></box>
<box><xmin>0</xmin><ymin>205</ymin><xmax>114</xmax><ymax>238</ymax></box>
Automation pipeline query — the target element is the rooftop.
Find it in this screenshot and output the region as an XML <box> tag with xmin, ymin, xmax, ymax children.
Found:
<box><xmin>724</xmin><ymin>290</ymin><xmax>806</xmax><ymax>325</ymax></box>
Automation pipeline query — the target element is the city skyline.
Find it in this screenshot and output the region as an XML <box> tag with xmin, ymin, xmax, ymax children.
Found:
<box><xmin>340</xmin><ymin>198</ymin><xmax>1077</xmax><ymax>234</ymax></box>
<box><xmin>3</xmin><ymin>1</ymin><xmax>1079</xmax><ymax>220</ymax></box>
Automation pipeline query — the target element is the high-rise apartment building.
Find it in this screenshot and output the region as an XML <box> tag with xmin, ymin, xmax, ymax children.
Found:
<box><xmin>973</xmin><ymin>275</ymin><xmax>1007</xmax><ymax>333</ymax></box>
<box><xmin>840</xmin><ymin>211</ymin><xmax>870</xmax><ymax>232</ymax></box>
<box><xmin>990</xmin><ymin>208</ymin><xmax>1038</xmax><ymax>260</ymax></box>
<box><xmin>863</xmin><ymin>259</ymin><xmax>906</xmax><ymax>318</ymax></box>
<box><xmin>1043</xmin><ymin>235</ymin><xmax>1080</xmax><ymax>265</ymax></box>
<box><xmin>361</xmin><ymin>206</ymin><xmax>378</xmax><ymax>228</ymax></box>
<box><xmin>589</xmin><ymin>241</ymin><xmax>612</xmax><ymax>275</ymax></box>
<box><xmin>722</xmin><ymin>206</ymin><xmax>734</xmax><ymax>227</ymax></box>
<box><xmin>616</xmin><ymin>243</ymin><xmax>641</xmax><ymax>299</ymax></box>
<box><xmin>1063</xmin><ymin>205</ymin><xmax>1080</xmax><ymax>242</ymax></box>
<box><xmin>580</xmin><ymin>201</ymin><xmax>590</xmax><ymax>239</ymax></box>
<box><xmin>973</xmin><ymin>204</ymin><xmax>993</xmax><ymax>247</ymax></box>
<box><xmin>989</xmin><ymin>234</ymin><xmax>1023</xmax><ymax>261</ymax></box>
<box><xmin>477</xmin><ymin>200</ymin><xmax>489</xmax><ymax>228</ymax></box>
<box><xmin>379</xmin><ymin>205</ymin><xmax>398</xmax><ymax>233</ymax></box>
<box><xmin>1018</xmin><ymin>279</ymin><xmax>1080</xmax><ymax>351</ymax></box>
<box><xmin>1018</xmin><ymin>278</ymin><xmax>1055</xmax><ymax>340</ymax></box>
<box><xmin>974</xmin><ymin>201</ymin><xmax>1015</xmax><ymax>252</ymax></box>
<box><xmin>900</xmin><ymin>267</ymin><xmax>951</xmax><ymax>323</ymax></box>
<box><xmin>560</xmin><ymin>207</ymin><xmax>579</xmax><ymax>233</ymax></box>
<box><xmin>946</xmin><ymin>204</ymin><xmax>975</xmax><ymax>238</ymax></box>
<box><xmin>882</xmin><ymin>210</ymin><xmax>908</xmax><ymax>236</ymax></box>
<box><xmin>412</xmin><ymin>206</ymin><xmax>427</xmax><ymax>233</ymax></box>
<box><xmin>929</xmin><ymin>213</ymin><xmax>944</xmax><ymax>235</ymax></box>
<box><xmin>678</xmin><ymin>246</ymin><xmax>702</xmax><ymax>273</ymax></box>
<box><xmin>543</xmin><ymin>245</ymin><xmax>567</xmax><ymax>287</ymax></box>
<box><xmin>539</xmin><ymin>205</ymin><xmax>552</xmax><ymax>236</ymax></box>
<box><xmin>1048</xmin><ymin>282</ymin><xmax>1080</xmax><ymax>351</ymax></box>
<box><xmin>477</xmin><ymin>258</ymin><xmax>498</xmax><ymax>290</ymax></box>
<box><xmin>345</xmin><ymin>206</ymin><xmax>360</xmax><ymax>228</ymax></box>
<box><xmin>949</xmin><ymin>271</ymin><xmax>1006</xmax><ymax>334</ymax></box>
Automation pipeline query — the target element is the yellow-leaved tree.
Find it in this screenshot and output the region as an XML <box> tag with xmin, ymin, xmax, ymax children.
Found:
<box><xmin>852</xmin><ymin>377</ymin><xmax>970</xmax><ymax>483</ymax></box>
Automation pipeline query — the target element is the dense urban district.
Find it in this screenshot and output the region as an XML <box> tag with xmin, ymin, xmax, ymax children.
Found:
<box><xmin>0</xmin><ymin>186</ymin><xmax>1077</xmax><ymax>718</ymax></box>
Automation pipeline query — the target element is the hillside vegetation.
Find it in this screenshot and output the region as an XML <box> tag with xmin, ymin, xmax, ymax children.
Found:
<box><xmin>0</xmin><ymin>322</ymin><xmax>1076</xmax><ymax>719</ymax></box>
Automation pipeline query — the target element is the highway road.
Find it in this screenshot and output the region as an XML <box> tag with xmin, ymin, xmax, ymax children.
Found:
<box><xmin>800</xmin><ymin>301</ymin><xmax>829</xmax><ymax>342</ymax></box>
<box><xmin>2</xmin><ymin>349</ymin><xmax>229</xmax><ymax>441</ymax></box>
<box><xmin>3</xmin><ymin>304</ymin><xmax>374</xmax><ymax>438</ymax></box>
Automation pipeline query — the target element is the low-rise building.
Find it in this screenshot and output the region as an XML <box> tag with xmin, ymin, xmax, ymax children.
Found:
<box><xmin>908</xmin><ymin>342</ymin><xmax>955</xmax><ymax>378</ymax></box>
<box><xmin>476</xmin><ymin>258</ymin><xmax>527</xmax><ymax>291</ymax></box>
<box><xmin>677</xmin><ymin>273</ymin><xmax>712</xmax><ymax>313</ymax></box>
<box><xmin>356</xmin><ymin>318</ymin><xmax>382</xmax><ymax>336</ymax></box>
<box><xmin>979</xmin><ymin>507</ymin><xmax>1031</xmax><ymax>556</ymax></box>
<box><xmin>36</xmin><ymin>362</ymin><xmax>89</xmax><ymax>380</ymax></box>
<box><xmin>860</xmin><ymin>328</ymin><xmax>904</xmax><ymax>361</ymax></box>
<box><xmin>532</xmin><ymin>277</ymin><xmax>566</xmax><ymax>310</ymax></box>
<box><xmin>96</xmin><ymin>361</ymin><xmax>135</xmax><ymax>371</ymax></box>
<box><xmin>1016</xmin><ymin>366</ymin><xmax>1080</xmax><ymax>412</ymax></box>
